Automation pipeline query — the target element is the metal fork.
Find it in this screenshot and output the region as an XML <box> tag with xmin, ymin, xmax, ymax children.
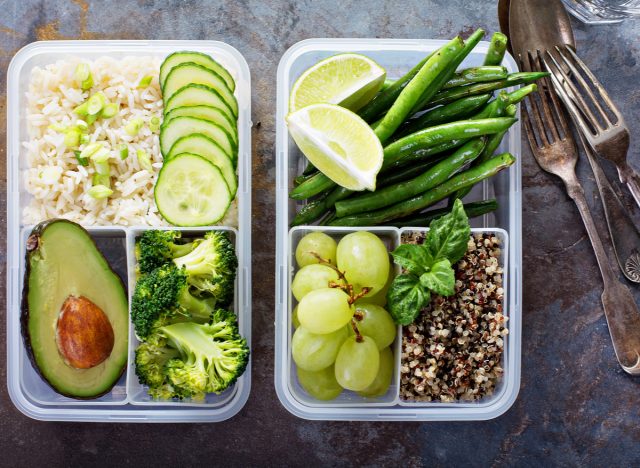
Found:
<box><xmin>543</xmin><ymin>45</ymin><xmax>640</xmax><ymax>208</ymax></box>
<box><xmin>521</xmin><ymin>51</ymin><xmax>640</xmax><ymax>375</ymax></box>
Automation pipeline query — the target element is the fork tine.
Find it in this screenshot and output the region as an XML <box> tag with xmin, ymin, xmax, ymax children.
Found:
<box><xmin>531</xmin><ymin>50</ymin><xmax>563</xmax><ymax>143</ymax></box>
<box><xmin>555</xmin><ymin>45</ymin><xmax>613</xmax><ymax>127</ymax></box>
<box><xmin>563</xmin><ymin>45</ymin><xmax>622</xmax><ymax>121</ymax></box>
<box><xmin>523</xmin><ymin>52</ymin><xmax>554</xmax><ymax>146</ymax></box>
<box><xmin>545</xmin><ymin>50</ymin><xmax>601</xmax><ymax>137</ymax></box>
<box><xmin>521</xmin><ymin>96</ymin><xmax>542</xmax><ymax>151</ymax></box>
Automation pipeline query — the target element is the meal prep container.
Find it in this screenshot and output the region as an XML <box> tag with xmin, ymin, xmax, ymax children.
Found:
<box><xmin>275</xmin><ymin>38</ymin><xmax>522</xmax><ymax>421</ymax></box>
<box><xmin>7</xmin><ymin>40</ymin><xmax>252</xmax><ymax>422</ymax></box>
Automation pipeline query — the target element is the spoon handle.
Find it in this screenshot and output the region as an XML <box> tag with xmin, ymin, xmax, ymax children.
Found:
<box><xmin>566</xmin><ymin>180</ymin><xmax>640</xmax><ymax>375</ymax></box>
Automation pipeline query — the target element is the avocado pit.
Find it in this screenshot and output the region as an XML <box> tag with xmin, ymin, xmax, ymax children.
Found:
<box><xmin>55</xmin><ymin>295</ymin><xmax>115</xmax><ymax>369</ymax></box>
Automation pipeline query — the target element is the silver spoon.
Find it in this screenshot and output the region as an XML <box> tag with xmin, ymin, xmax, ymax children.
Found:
<box><xmin>502</xmin><ymin>0</ymin><xmax>640</xmax><ymax>284</ymax></box>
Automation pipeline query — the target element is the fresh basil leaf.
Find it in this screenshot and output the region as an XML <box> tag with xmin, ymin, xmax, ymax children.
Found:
<box><xmin>425</xmin><ymin>198</ymin><xmax>470</xmax><ymax>264</ymax></box>
<box><xmin>420</xmin><ymin>258</ymin><xmax>455</xmax><ymax>296</ymax></box>
<box><xmin>387</xmin><ymin>274</ymin><xmax>430</xmax><ymax>325</ymax></box>
<box><xmin>390</xmin><ymin>244</ymin><xmax>433</xmax><ymax>275</ymax></box>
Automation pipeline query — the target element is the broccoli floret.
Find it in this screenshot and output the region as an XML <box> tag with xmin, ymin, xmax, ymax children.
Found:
<box><xmin>134</xmin><ymin>311</ymin><xmax>249</xmax><ymax>400</ymax></box>
<box><xmin>131</xmin><ymin>264</ymin><xmax>215</xmax><ymax>339</ymax></box>
<box><xmin>173</xmin><ymin>231</ymin><xmax>237</xmax><ymax>306</ymax></box>
<box><xmin>136</xmin><ymin>230</ymin><xmax>194</xmax><ymax>275</ymax></box>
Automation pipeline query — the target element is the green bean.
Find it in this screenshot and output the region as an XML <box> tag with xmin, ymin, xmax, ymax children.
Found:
<box><xmin>302</xmin><ymin>162</ymin><xmax>317</xmax><ymax>176</ymax></box>
<box><xmin>335</xmin><ymin>138</ymin><xmax>486</xmax><ymax>217</ymax></box>
<box><xmin>358</xmin><ymin>52</ymin><xmax>434</xmax><ymax>123</ymax></box>
<box><xmin>389</xmin><ymin>199</ymin><xmax>498</xmax><ymax>227</ymax></box>
<box><xmin>377</xmin><ymin>159</ymin><xmax>441</xmax><ymax>188</ymax></box>
<box><xmin>380</xmin><ymin>78</ymin><xmax>395</xmax><ymax>92</ymax></box>
<box><xmin>395</xmin><ymin>94</ymin><xmax>491</xmax><ymax>138</ymax></box>
<box><xmin>374</xmin><ymin>36</ymin><xmax>465</xmax><ymax>144</ymax></box>
<box><xmin>442</xmin><ymin>66</ymin><xmax>508</xmax><ymax>89</ymax></box>
<box><xmin>384</xmin><ymin>139</ymin><xmax>467</xmax><ymax>170</ymax></box>
<box><xmin>426</xmin><ymin>71</ymin><xmax>549</xmax><ymax>107</ymax></box>
<box><xmin>290</xmin><ymin>170</ymin><xmax>337</xmax><ymax>200</ymax></box>
<box><xmin>382</xmin><ymin>117</ymin><xmax>516</xmax><ymax>168</ymax></box>
<box><xmin>294</xmin><ymin>173</ymin><xmax>316</xmax><ymax>186</ymax></box>
<box><xmin>452</xmin><ymin>103</ymin><xmax>518</xmax><ymax>201</ymax></box>
<box><xmin>410</xmin><ymin>28</ymin><xmax>486</xmax><ymax>114</ymax></box>
<box><xmin>506</xmin><ymin>83</ymin><xmax>537</xmax><ymax>105</ymax></box>
<box><xmin>291</xmin><ymin>186</ymin><xmax>352</xmax><ymax>226</ymax></box>
<box><xmin>484</xmin><ymin>32</ymin><xmax>508</xmax><ymax>66</ymax></box>
<box><xmin>328</xmin><ymin>152</ymin><xmax>515</xmax><ymax>226</ymax></box>
<box><xmin>472</xmin><ymin>91</ymin><xmax>511</xmax><ymax>119</ymax></box>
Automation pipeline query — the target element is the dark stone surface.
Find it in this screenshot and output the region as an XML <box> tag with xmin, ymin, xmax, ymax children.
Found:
<box><xmin>1</xmin><ymin>0</ymin><xmax>640</xmax><ymax>465</ymax></box>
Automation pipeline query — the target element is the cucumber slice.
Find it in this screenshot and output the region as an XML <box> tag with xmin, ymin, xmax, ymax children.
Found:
<box><xmin>163</xmin><ymin>84</ymin><xmax>235</xmax><ymax>122</ymax></box>
<box><xmin>155</xmin><ymin>153</ymin><xmax>231</xmax><ymax>226</ymax></box>
<box><xmin>164</xmin><ymin>105</ymin><xmax>237</xmax><ymax>145</ymax></box>
<box><xmin>160</xmin><ymin>51</ymin><xmax>235</xmax><ymax>93</ymax></box>
<box><xmin>163</xmin><ymin>63</ymin><xmax>238</xmax><ymax>118</ymax></box>
<box><xmin>168</xmin><ymin>140</ymin><xmax>237</xmax><ymax>197</ymax></box>
<box><xmin>160</xmin><ymin>116</ymin><xmax>235</xmax><ymax>158</ymax></box>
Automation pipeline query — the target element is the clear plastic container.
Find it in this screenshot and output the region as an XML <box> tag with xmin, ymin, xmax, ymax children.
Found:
<box><xmin>7</xmin><ymin>40</ymin><xmax>252</xmax><ymax>422</ymax></box>
<box><xmin>275</xmin><ymin>39</ymin><xmax>522</xmax><ymax>421</ymax></box>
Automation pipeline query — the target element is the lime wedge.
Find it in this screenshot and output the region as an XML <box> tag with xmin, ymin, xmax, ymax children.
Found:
<box><xmin>289</xmin><ymin>53</ymin><xmax>386</xmax><ymax>113</ymax></box>
<box><xmin>286</xmin><ymin>103</ymin><xmax>383</xmax><ymax>191</ymax></box>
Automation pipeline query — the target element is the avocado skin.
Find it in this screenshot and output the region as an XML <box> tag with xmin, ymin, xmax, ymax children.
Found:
<box><xmin>21</xmin><ymin>219</ymin><xmax>128</xmax><ymax>400</ymax></box>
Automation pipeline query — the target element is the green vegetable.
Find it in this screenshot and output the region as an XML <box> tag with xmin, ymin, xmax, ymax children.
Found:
<box><xmin>87</xmin><ymin>92</ymin><xmax>106</xmax><ymax>115</ymax></box>
<box><xmin>135</xmin><ymin>313</ymin><xmax>249</xmax><ymax>399</ymax></box>
<box><xmin>135</xmin><ymin>230</ymin><xmax>194</xmax><ymax>275</ymax></box>
<box><xmin>73</xmin><ymin>101</ymin><xmax>90</xmax><ymax>116</ymax></box>
<box><xmin>92</xmin><ymin>173</ymin><xmax>110</xmax><ymax>187</ymax></box>
<box><xmin>374</xmin><ymin>36</ymin><xmax>464</xmax><ymax>143</ymax></box>
<box><xmin>390</xmin><ymin>199</ymin><xmax>498</xmax><ymax>227</ymax></box>
<box><xmin>442</xmin><ymin>66</ymin><xmax>508</xmax><ymax>89</ymax></box>
<box><xmin>137</xmin><ymin>149</ymin><xmax>153</xmax><ymax>172</ymax></box>
<box><xmin>101</xmin><ymin>102</ymin><xmax>118</xmax><ymax>119</ymax></box>
<box><xmin>386</xmin><ymin>199</ymin><xmax>470</xmax><ymax>325</ymax></box>
<box><xmin>87</xmin><ymin>184</ymin><xmax>113</xmax><ymax>199</ymax></box>
<box><xmin>79</xmin><ymin>142</ymin><xmax>102</xmax><ymax>160</ymax></box>
<box><xmin>138</xmin><ymin>75</ymin><xmax>153</xmax><ymax>88</ymax></box>
<box><xmin>335</xmin><ymin>138</ymin><xmax>486</xmax><ymax>217</ymax></box>
<box><xmin>75</xmin><ymin>120</ymin><xmax>89</xmax><ymax>132</ymax></box>
<box><xmin>74</xmin><ymin>63</ymin><xmax>94</xmax><ymax>90</ymax></box>
<box><xmin>290</xmin><ymin>186</ymin><xmax>352</xmax><ymax>226</ymax></box>
<box><xmin>125</xmin><ymin>118</ymin><xmax>143</xmax><ymax>136</ymax></box>
<box><xmin>328</xmin><ymin>153</ymin><xmax>515</xmax><ymax>226</ymax></box>
<box><xmin>80</xmin><ymin>134</ymin><xmax>90</xmax><ymax>145</ymax></box>
<box><xmin>63</xmin><ymin>128</ymin><xmax>81</xmax><ymax>147</ymax></box>
<box><xmin>119</xmin><ymin>144</ymin><xmax>129</xmax><ymax>160</ymax></box>
<box><xmin>290</xmin><ymin>171</ymin><xmax>337</xmax><ymax>200</ymax></box>
<box><xmin>484</xmin><ymin>32</ymin><xmax>508</xmax><ymax>66</ymax></box>
<box><xmin>94</xmin><ymin>161</ymin><xmax>110</xmax><ymax>176</ymax></box>
<box><xmin>90</xmin><ymin>146</ymin><xmax>110</xmax><ymax>163</ymax></box>
<box><xmin>74</xmin><ymin>150</ymin><xmax>89</xmax><ymax>166</ymax></box>
<box><xmin>149</xmin><ymin>116</ymin><xmax>161</xmax><ymax>133</ymax></box>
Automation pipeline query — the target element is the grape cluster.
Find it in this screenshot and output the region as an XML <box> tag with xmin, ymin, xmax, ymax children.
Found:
<box><xmin>291</xmin><ymin>231</ymin><xmax>396</xmax><ymax>400</ymax></box>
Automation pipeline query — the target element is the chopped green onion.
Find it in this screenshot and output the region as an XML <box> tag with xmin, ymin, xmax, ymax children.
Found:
<box><xmin>74</xmin><ymin>150</ymin><xmax>89</xmax><ymax>166</ymax></box>
<box><xmin>119</xmin><ymin>144</ymin><xmax>129</xmax><ymax>160</ymax></box>
<box><xmin>48</xmin><ymin>123</ymin><xmax>67</xmax><ymax>132</ymax></box>
<box><xmin>79</xmin><ymin>142</ymin><xmax>102</xmax><ymax>160</ymax></box>
<box><xmin>101</xmin><ymin>102</ymin><xmax>118</xmax><ymax>119</ymax></box>
<box><xmin>94</xmin><ymin>161</ymin><xmax>111</xmax><ymax>176</ymax></box>
<box><xmin>80</xmin><ymin>134</ymin><xmax>90</xmax><ymax>145</ymax></box>
<box><xmin>74</xmin><ymin>101</ymin><xmax>90</xmax><ymax>116</ymax></box>
<box><xmin>86</xmin><ymin>113</ymin><xmax>98</xmax><ymax>125</ymax></box>
<box><xmin>92</xmin><ymin>173</ymin><xmax>111</xmax><ymax>187</ymax></box>
<box><xmin>76</xmin><ymin>119</ymin><xmax>88</xmax><ymax>132</ymax></box>
<box><xmin>149</xmin><ymin>116</ymin><xmax>161</xmax><ymax>133</ymax></box>
<box><xmin>138</xmin><ymin>75</ymin><xmax>153</xmax><ymax>88</ymax></box>
<box><xmin>88</xmin><ymin>185</ymin><xmax>113</xmax><ymax>199</ymax></box>
<box><xmin>87</xmin><ymin>92</ymin><xmax>106</xmax><ymax>115</ymax></box>
<box><xmin>74</xmin><ymin>63</ymin><xmax>94</xmax><ymax>90</ymax></box>
<box><xmin>91</xmin><ymin>147</ymin><xmax>111</xmax><ymax>163</ymax></box>
<box><xmin>137</xmin><ymin>149</ymin><xmax>153</xmax><ymax>172</ymax></box>
<box><xmin>125</xmin><ymin>118</ymin><xmax>143</xmax><ymax>136</ymax></box>
<box><xmin>64</xmin><ymin>128</ymin><xmax>81</xmax><ymax>147</ymax></box>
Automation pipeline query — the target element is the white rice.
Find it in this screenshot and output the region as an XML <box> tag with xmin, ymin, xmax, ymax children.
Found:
<box><xmin>23</xmin><ymin>56</ymin><xmax>238</xmax><ymax>228</ymax></box>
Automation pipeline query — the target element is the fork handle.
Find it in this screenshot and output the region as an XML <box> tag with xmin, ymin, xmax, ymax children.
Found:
<box><xmin>567</xmin><ymin>181</ymin><xmax>640</xmax><ymax>375</ymax></box>
<box><xmin>617</xmin><ymin>162</ymin><xmax>640</xmax><ymax>209</ymax></box>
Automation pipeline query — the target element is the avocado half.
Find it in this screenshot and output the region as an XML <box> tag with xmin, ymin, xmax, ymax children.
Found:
<box><xmin>21</xmin><ymin>219</ymin><xmax>129</xmax><ymax>399</ymax></box>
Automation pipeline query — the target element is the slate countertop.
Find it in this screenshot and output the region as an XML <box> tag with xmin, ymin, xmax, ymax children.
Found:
<box><xmin>1</xmin><ymin>1</ymin><xmax>639</xmax><ymax>465</ymax></box>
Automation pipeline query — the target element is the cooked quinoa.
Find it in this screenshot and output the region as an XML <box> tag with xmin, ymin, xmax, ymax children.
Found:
<box><xmin>400</xmin><ymin>232</ymin><xmax>508</xmax><ymax>402</ymax></box>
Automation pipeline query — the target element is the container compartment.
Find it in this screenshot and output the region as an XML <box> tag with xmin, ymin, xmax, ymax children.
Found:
<box><xmin>275</xmin><ymin>38</ymin><xmax>522</xmax><ymax>421</ymax></box>
<box><xmin>7</xmin><ymin>40</ymin><xmax>252</xmax><ymax>422</ymax></box>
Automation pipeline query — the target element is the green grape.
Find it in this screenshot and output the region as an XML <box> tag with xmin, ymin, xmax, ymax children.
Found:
<box><xmin>350</xmin><ymin>303</ymin><xmax>396</xmax><ymax>350</ymax></box>
<box><xmin>356</xmin><ymin>267</ymin><xmax>393</xmax><ymax>306</ymax></box>
<box><xmin>358</xmin><ymin>346</ymin><xmax>394</xmax><ymax>398</ymax></box>
<box><xmin>334</xmin><ymin>335</ymin><xmax>379</xmax><ymax>391</ymax></box>
<box><xmin>295</xmin><ymin>232</ymin><xmax>338</xmax><ymax>267</ymax></box>
<box><xmin>297</xmin><ymin>365</ymin><xmax>343</xmax><ymax>400</ymax></box>
<box><xmin>292</xmin><ymin>326</ymin><xmax>348</xmax><ymax>371</ymax></box>
<box><xmin>292</xmin><ymin>305</ymin><xmax>300</xmax><ymax>329</ymax></box>
<box><xmin>336</xmin><ymin>231</ymin><xmax>390</xmax><ymax>297</ymax></box>
<box><xmin>291</xmin><ymin>264</ymin><xmax>341</xmax><ymax>301</ymax></box>
<box><xmin>298</xmin><ymin>288</ymin><xmax>353</xmax><ymax>334</ymax></box>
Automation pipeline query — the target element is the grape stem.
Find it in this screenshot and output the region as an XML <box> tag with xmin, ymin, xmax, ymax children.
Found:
<box><xmin>350</xmin><ymin>319</ymin><xmax>364</xmax><ymax>342</ymax></box>
<box><xmin>312</xmin><ymin>252</ymin><xmax>373</xmax><ymax>304</ymax></box>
